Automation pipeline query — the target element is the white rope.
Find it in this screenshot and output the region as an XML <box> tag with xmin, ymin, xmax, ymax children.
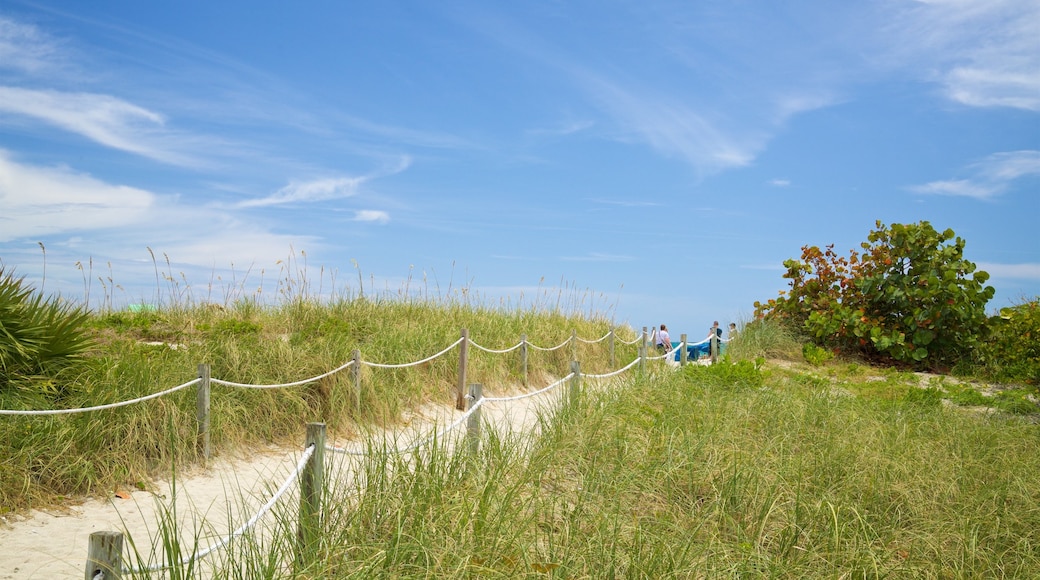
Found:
<box><xmin>616</xmin><ymin>334</ymin><xmax>642</xmax><ymax>345</ymax></box>
<box><xmin>327</xmin><ymin>399</ymin><xmax>485</xmax><ymax>456</ymax></box>
<box><xmin>482</xmin><ymin>373</ymin><xmax>574</xmax><ymax>403</ymax></box>
<box><xmin>575</xmin><ymin>331</ymin><xmax>612</xmax><ymax>344</ymax></box>
<box><xmin>584</xmin><ymin>356</ymin><xmax>642</xmax><ymax>379</ymax></box>
<box><xmin>0</xmin><ymin>378</ymin><xmax>201</xmax><ymax>416</ymax></box>
<box><xmin>211</xmin><ymin>360</ymin><xmax>355</xmax><ymax>389</ymax></box>
<box><xmin>525</xmin><ymin>337</ymin><xmax>572</xmax><ymax>352</ymax></box>
<box><xmin>361</xmin><ymin>337</ymin><xmax>465</xmax><ymax>369</ymax></box>
<box><xmin>127</xmin><ymin>444</ymin><xmax>316</xmax><ymax>574</ymax></box>
<box><xmin>643</xmin><ymin>342</ymin><xmax>680</xmax><ymax>362</ymax></box>
<box><xmin>467</xmin><ymin>338</ymin><xmax>524</xmax><ymax>354</ymax></box>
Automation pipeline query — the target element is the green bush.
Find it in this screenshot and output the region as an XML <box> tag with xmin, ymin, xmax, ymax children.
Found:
<box><xmin>980</xmin><ymin>298</ymin><xmax>1040</xmax><ymax>385</ymax></box>
<box><xmin>0</xmin><ymin>268</ymin><xmax>94</xmax><ymax>398</ymax></box>
<box><xmin>754</xmin><ymin>221</ymin><xmax>994</xmax><ymax>370</ymax></box>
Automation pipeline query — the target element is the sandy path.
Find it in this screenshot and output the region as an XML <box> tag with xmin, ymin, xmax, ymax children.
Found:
<box><xmin>0</xmin><ymin>382</ymin><xmax>565</xmax><ymax>579</ymax></box>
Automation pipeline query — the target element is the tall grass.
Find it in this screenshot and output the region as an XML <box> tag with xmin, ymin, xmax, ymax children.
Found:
<box><xmin>0</xmin><ymin>289</ymin><xmax>635</xmax><ymax>514</ymax></box>
<box><xmin>122</xmin><ymin>358</ymin><xmax>1040</xmax><ymax>578</ymax></box>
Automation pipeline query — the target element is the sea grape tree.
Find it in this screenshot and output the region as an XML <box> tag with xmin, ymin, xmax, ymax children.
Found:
<box><xmin>754</xmin><ymin>221</ymin><xmax>995</xmax><ymax>368</ymax></box>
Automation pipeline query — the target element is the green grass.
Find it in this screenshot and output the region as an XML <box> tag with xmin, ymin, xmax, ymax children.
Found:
<box><xmin>0</xmin><ymin>295</ymin><xmax>635</xmax><ymax>515</ymax></box>
<box><xmin>6</xmin><ymin>286</ymin><xmax>1040</xmax><ymax>577</ymax></box>
<box><xmin>115</xmin><ymin>352</ymin><xmax>1040</xmax><ymax>578</ymax></box>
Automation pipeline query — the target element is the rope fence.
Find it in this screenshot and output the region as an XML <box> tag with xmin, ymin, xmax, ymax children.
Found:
<box><xmin>5</xmin><ymin>325</ymin><xmax>722</xmax><ymax>579</ymax></box>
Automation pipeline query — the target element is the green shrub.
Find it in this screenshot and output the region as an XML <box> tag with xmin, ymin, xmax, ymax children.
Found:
<box><xmin>980</xmin><ymin>298</ymin><xmax>1040</xmax><ymax>385</ymax></box>
<box><xmin>802</xmin><ymin>343</ymin><xmax>833</xmax><ymax>366</ymax></box>
<box><xmin>755</xmin><ymin>221</ymin><xmax>994</xmax><ymax>369</ymax></box>
<box><xmin>0</xmin><ymin>268</ymin><xmax>94</xmax><ymax>397</ymax></box>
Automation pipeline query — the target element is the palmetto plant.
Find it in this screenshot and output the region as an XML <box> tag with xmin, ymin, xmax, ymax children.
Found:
<box><xmin>0</xmin><ymin>267</ymin><xmax>94</xmax><ymax>396</ymax></box>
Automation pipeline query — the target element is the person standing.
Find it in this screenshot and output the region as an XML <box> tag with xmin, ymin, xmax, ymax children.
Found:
<box><xmin>656</xmin><ymin>324</ymin><xmax>672</xmax><ymax>353</ymax></box>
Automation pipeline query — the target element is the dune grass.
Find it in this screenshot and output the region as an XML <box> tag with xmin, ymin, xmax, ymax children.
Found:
<box><xmin>6</xmin><ymin>284</ymin><xmax>1040</xmax><ymax>577</ymax></box>
<box><xmin>114</xmin><ymin>356</ymin><xmax>1040</xmax><ymax>578</ymax></box>
<box><xmin>0</xmin><ymin>294</ymin><xmax>632</xmax><ymax>514</ymax></box>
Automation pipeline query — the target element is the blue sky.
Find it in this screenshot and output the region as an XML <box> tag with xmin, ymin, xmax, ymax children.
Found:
<box><xmin>1</xmin><ymin>1</ymin><xmax>1038</xmax><ymax>340</ymax></box>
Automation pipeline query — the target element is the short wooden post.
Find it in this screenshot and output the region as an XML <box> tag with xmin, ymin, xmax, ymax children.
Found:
<box><xmin>571</xmin><ymin>328</ymin><xmax>578</xmax><ymax>361</ymax></box>
<box><xmin>569</xmin><ymin>361</ymin><xmax>582</xmax><ymax>407</ymax></box>
<box><xmin>520</xmin><ymin>334</ymin><xmax>528</xmax><ymax>387</ymax></box>
<box><xmin>680</xmin><ymin>334</ymin><xmax>688</xmax><ymax>367</ymax></box>
<box><xmin>456</xmin><ymin>328</ymin><xmax>469</xmax><ymax>410</ymax></box>
<box><xmin>197</xmin><ymin>363</ymin><xmax>211</xmax><ymax>461</ymax></box>
<box><xmin>297</xmin><ymin>422</ymin><xmax>326</xmax><ymax>569</ymax></box>
<box><xmin>466</xmin><ymin>383</ymin><xmax>483</xmax><ymax>456</ymax></box>
<box><xmin>608</xmin><ymin>327</ymin><xmax>616</xmax><ymax>368</ymax></box>
<box><xmin>351</xmin><ymin>349</ymin><xmax>362</xmax><ymax>415</ymax></box>
<box><xmin>639</xmin><ymin>326</ymin><xmax>648</xmax><ymax>374</ymax></box>
<box><xmin>710</xmin><ymin>334</ymin><xmax>719</xmax><ymax>364</ymax></box>
<box><xmin>85</xmin><ymin>530</ymin><xmax>123</xmax><ymax>580</ymax></box>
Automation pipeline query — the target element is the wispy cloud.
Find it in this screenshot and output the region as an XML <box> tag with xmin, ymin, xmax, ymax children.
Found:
<box><xmin>769</xmin><ymin>179</ymin><xmax>791</xmax><ymax>188</ymax></box>
<box><xmin>976</xmin><ymin>262</ymin><xmax>1040</xmax><ymax>280</ymax></box>
<box><xmin>0</xmin><ymin>150</ymin><xmax>155</xmax><ymax>242</ymax></box>
<box><xmin>234</xmin><ymin>156</ymin><xmax>412</xmax><ymax>209</ymax></box>
<box><xmin>894</xmin><ymin>0</ymin><xmax>1040</xmax><ymax>111</ymax></box>
<box><xmin>580</xmin><ymin>75</ymin><xmax>761</xmax><ymax>174</ymax></box>
<box><xmin>354</xmin><ymin>210</ymin><xmax>390</xmax><ymax>223</ymax></box>
<box><xmin>909</xmin><ymin>150</ymin><xmax>1040</xmax><ymax>199</ymax></box>
<box><xmin>0</xmin><ymin>16</ymin><xmax>63</xmax><ymax>74</ymax></box>
<box><xmin>0</xmin><ymin>86</ymin><xmax>212</xmax><ymax>167</ymax></box>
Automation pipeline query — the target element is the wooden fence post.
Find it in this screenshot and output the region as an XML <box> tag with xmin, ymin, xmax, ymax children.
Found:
<box><xmin>351</xmin><ymin>349</ymin><xmax>362</xmax><ymax>415</ymax></box>
<box><xmin>456</xmin><ymin>328</ymin><xmax>469</xmax><ymax>410</ymax></box>
<box><xmin>85</xmin><ymin>530</ymin><xmax>123</xmax><ymax>580</ymax></box>
<box><xmin>710</xmin><ymin>334</ymin><xmax>719</xmax><ymax>364</ymax></box>
<box><xmin>297</xmin><ymin>422</ymin><xmax>326</xmax><ymax>570</ymax></box>
<box><xmin>639</xmin><ymin>326</ymin><xmax>648</xmax><ymax>374</ymax></box>
<box><xmin>569</xmin><ymin>361</ymin><xmax>582</xmax><ymax>407</ymax></box>
<box><xmin>197</xmin><ymin>363</ymin><xmax>211</xmax><ymax>461</ymax></box>
<box><xmin>609</xmin><ymin>327</ymin><xmax>616</xmax><ymax>368</ymax></box>
<box><xmin>680</xmin><ymin>334</ymin><xmax>688</xmax><ymax>367</ymax></box>
<box><xmin>571</xmin><ymin>328</ymin><xmax>577</xmax><ymax>361</ymax></box>
<box><xmin>520</xmin><ymin>334</ymin><xmax>528</xmax><ymax>387</ymax></box>
<box><xmin>466</xmin><ymin>383</ymin><xmax>483</xmax><ymax>457</ymax></box>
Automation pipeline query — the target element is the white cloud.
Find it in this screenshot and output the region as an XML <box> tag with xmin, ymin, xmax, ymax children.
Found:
<box><xmin>0</xmin><ymin>151</ymin><xmax>155</xmax><ymax>242</ymax></box>
<box><xmin>237</xmin><ymin>177</ymin><xmax>364</xmax><ymax>208</ymax></box>
<box><xmin>976</xmin><ymin>262</ymin><xmax>1040</xmax><ymax>280</ymax></box>
<box><xmin>909</xmin><ymin>179</ymin><xmax>997</xmax><ymax>199</ymax></box>
<box><xmin>354</xmin><ymin>210</ymin><xmax>390</xmax><ymax>223</ymax></box>
<box><xmin>769</xmin><ymin>179</ymin><xmax>791</xmax><ymax>188</ymax></box>
<box><xmin>0</xmin><ymin>86</ymin><xmax>209</xmax><ymax>166</ymax></box>
<box><xmin>896</xmin><ymin>0</ymin><xmax>1040</xmax><ymax>111</ymax></box>
<box><xmin>235</xmin><ymin>156</ymin><xmax>411</xmax><ymax>208</ymax></box>
<box><xmin>909</xmin><ymin>150</ymin><xmax>1040</xmax><ymax>200</ymax></box>
<box><xmin>0</xmin><ymin>17</ymin><xmax>62</xmax><ymax>74</ymax></box>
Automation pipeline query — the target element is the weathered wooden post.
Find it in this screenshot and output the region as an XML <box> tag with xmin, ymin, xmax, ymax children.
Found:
<box><xmin>639</xmin><ymin>326</ymin><xmax>648</xmax><ymax>374</ymax></box>
<box><xmin>680</xmin><ymin>334</ymin><xmax>688</xmax><ymax>367</ymax></box>
<box><xmin>608</xmin><ymin>327</ymin><xmax>616</xmax><ymax>368</ymax></box>
<box><xmin>351</xmin><ymin>349</ymin><xmax>362</xmax><ymax>415</ymax></box>
<box><xmin>197</xmin><ymin>363</ymin><xmax>211</xmax><ymax>461</ymax></box>
<box><xmin>456</xmin><ymin>328</ymin><xmax>469</xmax><ymax>410</ymax></box>
<box><xmin>569</xmin><ymin>361</ymin><xmax>582</xmax><ymax>407</ymax></box>
<box><xmin>520</xmin><ymin>333</ymin><xmax>528</xmax><ymax>387</ymax></box>
<box><xmin>710</xmin><ymin>333</ymin><xmax>719</xmax><ymax>364</ymax></box>
<box><xmin>571</xmin><ymin>328</ymin><xmax>578</xmax><ymax>361</ymax></box>
<box><xmin>85</xmin><ymin>530</ymin><xmax>123</xmax><ymax>580</ymax></box>
<box><xmin>466</xmin><ymin>383</ymin><xmax>483</xmax><ymax>457</ymax></box>
<box><xmin>297</xmin><ymin>422</ymin><xmax>326</xmax><ymax>570</ymax></box>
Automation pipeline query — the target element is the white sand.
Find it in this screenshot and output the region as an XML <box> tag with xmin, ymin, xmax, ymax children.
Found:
<box><xmin>0</xmin><ymin>382</ymin><xmax>566</xmax><ymax>579</ymax></box>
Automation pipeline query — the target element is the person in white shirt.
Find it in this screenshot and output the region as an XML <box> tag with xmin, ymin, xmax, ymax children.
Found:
<box><xmin>656</xmin><ymin>324</ymin><xmax>671</xmax><ymax>353</ymax></box>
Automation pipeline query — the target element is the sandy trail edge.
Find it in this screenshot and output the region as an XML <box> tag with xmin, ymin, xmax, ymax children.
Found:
<box><xmin>0</xmin><ymin>381</ymin><xmax>568</xmax><ymax>579</ymax></box>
